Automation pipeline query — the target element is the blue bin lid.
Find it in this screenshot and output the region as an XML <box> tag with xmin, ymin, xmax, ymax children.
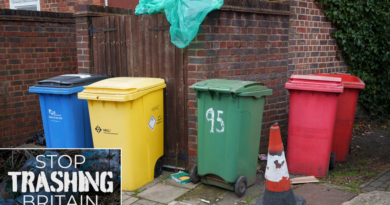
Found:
<box><xmin>29</xmin><ymin>74</ymin><xmax>111</xmax><ymax>95</ymax></box>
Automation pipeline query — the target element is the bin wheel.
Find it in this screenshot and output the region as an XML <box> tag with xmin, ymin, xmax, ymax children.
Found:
<box><xmin>234</xmin><ymin>176</ymin><xmax>247</xmax><ymax>197</ymax></box>
<box><xmin>329</xmin><ymin>152</ymin><xmax>336</xmax><ymax>170</ymax></box>
<box><xmin>190</xmin><ymin>165</ymin><xmax>201</xmax><ymax>184</ymax></box>
<box><xmin>154</xmin><ymin>158</ymin><xmax>163</xmax><ymax>178</ymax></box>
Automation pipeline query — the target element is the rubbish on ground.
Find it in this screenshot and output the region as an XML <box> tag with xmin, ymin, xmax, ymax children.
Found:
<box><xmin>25</xmin><ymin>130</ymin><xmax>46</xmax><ymax>146</ymax></box>
<box><xmin>290</xmin><ymin>176</ymin><xmax>319</xmax><ymax>184</ymax></box>
<box><xmin>170</xmin><ymin>172</ymin><xmax>190</xmax><ymax>185</ymax></box>
<box><xmin>380</xmin><ymin>135</ymin><xmax>384</xmax><ymax>138</ymax></box>
<box><xmin>258</xmin><ymin>154</ymin><xmax>267</xmax><ymax>161</ymax></box>
<box><xmin>135</xmin><ymin>0</ymin><xmax>223</xmax><ymax>48</ymax></box>
<box><xmin>201</xmin><ymin>199</ymin><xmax>210</xmax><ymax>203</ymax></box>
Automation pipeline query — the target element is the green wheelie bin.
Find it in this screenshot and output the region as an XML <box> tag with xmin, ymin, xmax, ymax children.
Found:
<box><xmin>189</xmin><ymin>79</ymin><xmax>272</xmax><ymax>197</ymax></box>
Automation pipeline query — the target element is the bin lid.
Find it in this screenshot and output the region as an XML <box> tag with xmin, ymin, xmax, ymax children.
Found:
<box><xmin>29</xmin><ymin>74</ymin><xmax>111</xmax><ymax>94</ymax></box>
<box><xmin>285</xmin><ymin>75</ymin><xmax>344</xmax><ymax>93</ymax></box>
<box><xmin>78</xmin><ymin>77</ymin><xmax>166</xmax><ymax>102</ymax></box>
<box><xmin>315</xmin><ymin>73</ymin><xmax>365</xmax><ymax>89</ymax></box>
<box><xmin>189</xmin><ymin>79</ymin><xmax>272</xmax><ymax>98</ymax></box>
<box><xmin>34</xmin><ymin>74</ymin><xmax>110</xmax><ymax>88</ymax></box>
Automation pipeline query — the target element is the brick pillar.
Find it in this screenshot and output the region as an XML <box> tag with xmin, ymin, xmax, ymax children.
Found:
<box><xmin>74</xmin><ymin>5</ymin><xmax>132</xmax><ymax>74</ymax></box>
<box><xmin>75</xmin><ymin>16</ymin><xmax>91</xmax><ymax>74</ymax></box>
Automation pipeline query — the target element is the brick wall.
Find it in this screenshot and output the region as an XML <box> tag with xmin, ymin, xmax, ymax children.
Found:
<box><xmin>40</xmin><ymin>0</ymin><xmax>105</xmax><ymax>13</ymax></box>
<box><xmin>186</xmin><ymin>6</ymin><xmax>291</xmax><ymax>168</ymax></box>
<box><xmin>0</xmin><ymin>11</ymin><xmax>76</xmax><ymax>147</ymax></box>
<box><xmin>288</xmin><ymin>0</ymin><xmax>348</xmax><ymax>75</ymax></box>
<box><xmin>0</xmin><ymin>0</ymin><xmax>10</xmax><ymax>9</ymax></box>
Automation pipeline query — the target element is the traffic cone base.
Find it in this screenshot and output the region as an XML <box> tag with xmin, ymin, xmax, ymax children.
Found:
<box><xmin>256</xmin><ymin>189</ymin><xmax>306</xmax><ymax>205</ymax></box>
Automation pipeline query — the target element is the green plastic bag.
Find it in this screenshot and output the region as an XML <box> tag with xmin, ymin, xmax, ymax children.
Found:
<box><xmin>135</xmin><ymin>0</ymin><xmax>224</xmax><ymax>48</ymax></box>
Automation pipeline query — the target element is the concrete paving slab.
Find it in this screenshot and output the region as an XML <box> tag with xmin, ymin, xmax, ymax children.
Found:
<box><xmin>122</xmin><ymin>193</ymin><xmax>133</xmax><ymax>202</ymax></box>
<box><xmin>342</xmin><ymin>191</ymin><xmax>390</xmax><ymax>205</ymax></box>
<box><xmin>177</xmin><ymin>172</ymin><xmax>265</xmax><ymax>205</ymax></box>
<box><xmin>16</xmin><ymin>144</ymin><xmax>45</xmax><ymax>148</ymax></box>
<box><xmin>167</xmin><ymin>201</ymin><xmax>193</xmax><ymax>205</ymax></box>
<box><xmin>378</xmin><ymin>175</ymin><xmax>390</xmax><ymax>182</ymax></box>
<box><xmin>133</xmin><ymin>199</ymin><xmax>162</xmax><ymax>205</ymax></box>
<box><xmin>371</xmin><ymin>181</ymin><xmax>385</xmax><ymax>188</ymax></box>
<box><xmin>293</xmin><ymin>184</ymin><xmax>357</xmax><ymax>205</ymax></box>
<box><xmin>123</xmin><ymin>191</ymin><xmax>135</xmax><ymax>196</ymax></box>
<box><xmin>362</xmin><ymin>186</ymin><xmax>376</xmax><ymax>192</ymax></box>
<box><xmin>319</xmin><ymin>183</ymin><xmax>352</xmax><ymax>190</ymax></box>
<box><xmin>138</xmin><ymin>183</ymin><xmax>189</xmax><ymax>204</ymax></box>
<box><xmin>138</xmin><ymin>171</ymin><xmax>171</xmax><ymax>191</ymax></box>
<box><xmin>123</xmin><ymin>197</ymin><xmax>139</xmax><ymax>205</ymax></box>
<box><xmin>163</xmin><ymin>178</ymin><xmax>200</xmax><ymax>189</ymax></box>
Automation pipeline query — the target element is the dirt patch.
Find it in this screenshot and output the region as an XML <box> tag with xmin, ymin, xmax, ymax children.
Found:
<box><xmin>322</xmin><ymin>119</ymin><xmax>390</xmax><ymax>193</ymax></box>
<box><xmin>176</xmin><ymin>184</ymin><xmax>228</xmax><ymax>202</ymax></box>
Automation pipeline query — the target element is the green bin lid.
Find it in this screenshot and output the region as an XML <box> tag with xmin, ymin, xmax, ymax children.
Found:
<box><xmin>190</xmin><ymin>79</ymin><xmax>272</xmax><ymax>98</ymax></box>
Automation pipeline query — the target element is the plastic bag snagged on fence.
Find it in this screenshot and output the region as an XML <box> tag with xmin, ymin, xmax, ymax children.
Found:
<box><xmin>135</xmin><ymin>0</ymin><xmax>224</xmax><ymax>48</ymax></box>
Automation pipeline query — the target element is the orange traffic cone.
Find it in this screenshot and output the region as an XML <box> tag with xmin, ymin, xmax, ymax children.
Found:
<box><xmin>256</xmin><ymin>122</ymin><xmax>306</xmax><ymax>205</ymax></box>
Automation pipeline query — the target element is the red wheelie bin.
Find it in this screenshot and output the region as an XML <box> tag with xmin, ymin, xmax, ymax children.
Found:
<box><xmin>285</xmin><ymin>75</ymin><xmax>344</xmax><ymax>178</ymax></box>
<box><xmin>315</xmin><ymin>73</ymin><xmax>365</xmax><ymax>162</ymax></box>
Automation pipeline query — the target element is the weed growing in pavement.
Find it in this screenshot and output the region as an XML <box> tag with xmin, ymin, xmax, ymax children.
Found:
<box><xmin>243</xmin><ymin>193</ymin><xmax>261</xmax><ymax>204</ymax></box>
<box><xmin>159</xmin><ymin>173</ymin><xmax>171</xmax><ymax>183</ymax></box>
<box><xmin>133</xmin><ymin>188</ymin><xmax>146</xmax><ymax>197</ymax></box>
<box><xmin>343</xmin><ymin>181</ymin><xmax>364</xmax><ymax>194</ymax></box>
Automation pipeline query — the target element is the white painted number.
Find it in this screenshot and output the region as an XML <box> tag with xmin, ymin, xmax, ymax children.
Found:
<box><xmin>216</xmin><ymin>111</ymin><xmax>224</xmax><ymax>133</ymax></box>
<box><xmin>206</xmin><ymin>108</ymin><xmax>225</xmax><ymax>133</ymax></box>
<box><xmin>206</xmin><ymin>108</ymin><xmax>215</xmax><ymax>133</ymax></box>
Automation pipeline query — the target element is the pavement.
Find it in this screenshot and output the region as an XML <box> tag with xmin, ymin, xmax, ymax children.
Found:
<box><xmin>360</xmin><ymin>167</ymin><xmax>390</xmax><ymax>192</ymax></box>
<box><xmin>121</xmin><ymin>171</ymin><xmax>364</xmax><ymax>205</ymax></box>
<box><xmin>122</xmin><ymin>170</ymin><xmax>266</xmax><ymax>205</ymax></box>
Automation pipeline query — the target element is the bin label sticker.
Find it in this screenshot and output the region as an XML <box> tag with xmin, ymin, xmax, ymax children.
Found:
<box><xmin>148</xmin><ymin>115</ymin><xmax>157</xmax><ymax>131</ymax></box>
<box><xmin>48</xmin><ymin>109</ymin><xmax>62</xmax><ymax>122</ymax></box>
<box><xmin>95</xmin><ymin>125</ymin><xmax>118</xmax><ymax>135</ymax></box>
<box><xmin>206</xmin><ymin>108</ymin><xmax>225</xmax><ymax>133</ymax></box>
<box><xmin>95</xmin><ymin>125</ymin><xmax>102</xmax><ymax>133</ymax></box>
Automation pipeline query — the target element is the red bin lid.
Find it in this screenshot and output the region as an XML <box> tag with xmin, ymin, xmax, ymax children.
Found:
<box><xmin>285</xmin><ymin>75</ymin><xmax>344</xmax><ymax>93</ymax></box>
<box><xmin>315</xmin><ymin>73</ymin><xmax>365</xmax><ymax>89</ymax></box>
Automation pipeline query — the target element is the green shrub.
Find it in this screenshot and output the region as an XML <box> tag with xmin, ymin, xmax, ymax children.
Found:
<box><xmin>317</xmin><ymin>0</ymin><xmax>390</xmax><ymax>120</ymax></box>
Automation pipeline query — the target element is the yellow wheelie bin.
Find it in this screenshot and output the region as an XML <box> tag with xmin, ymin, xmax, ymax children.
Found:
<box><xmin>78</xmin><ymin>77</ymin><xmax>166</xmax><ymax>191</ymax></box>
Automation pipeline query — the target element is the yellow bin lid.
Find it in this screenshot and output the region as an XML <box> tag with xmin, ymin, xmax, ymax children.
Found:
<box><xmin>78</xmin><ymin>77</ymin><xmax>166</xmax><ymax>102</ymax></box>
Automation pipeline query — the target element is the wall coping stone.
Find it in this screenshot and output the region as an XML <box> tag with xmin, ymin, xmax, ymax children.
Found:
<box><xmin>74</xmin><ymin>5</ymin><xmax>132</xmax><ymax>17</ymax></box>
<box><xmin>0</xmin><ymin>8</ymin><xmax>74</xmax><ymax>23</ymax></box>
<box><xmin>220</xmin><ymin>2</ymin><xmax>291</xmax><ymax>16</ymax></box>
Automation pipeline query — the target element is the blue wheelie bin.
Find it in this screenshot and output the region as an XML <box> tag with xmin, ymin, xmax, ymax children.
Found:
<box><xmin>29</xmin><ymin>74</ymin><xmax>111</xmax><ymax>148</ymax></box>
